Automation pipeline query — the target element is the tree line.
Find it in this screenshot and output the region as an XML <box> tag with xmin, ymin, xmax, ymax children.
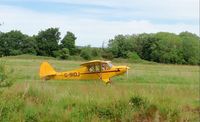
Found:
<box><xmin>0</xmin><ymin>28</ymin><xmax>199</xmax><ymax>65</ymax></box>
<box><xmin>108</xmin><ymin>32</ymin><xmax>199</xmax><ymax>65</ymax></box>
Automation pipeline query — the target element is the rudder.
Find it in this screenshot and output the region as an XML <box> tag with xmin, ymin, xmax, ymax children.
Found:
<box><xmin>39</xmin><ymin>62</ymin><xmax>57</xmax><ymax>79</ymax></box>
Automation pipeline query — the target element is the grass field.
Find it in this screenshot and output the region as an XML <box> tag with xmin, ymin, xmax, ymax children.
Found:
<box><xmin>0</xmin><ymin>55</ymin><xmax>199</xmax><ymax>122</ymax></box>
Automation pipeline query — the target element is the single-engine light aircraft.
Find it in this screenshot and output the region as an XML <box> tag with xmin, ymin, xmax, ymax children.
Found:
<box><xmin>39</xmin><ymin>60</ymin><xmax>130</xmax><ymax>84</ymax></box>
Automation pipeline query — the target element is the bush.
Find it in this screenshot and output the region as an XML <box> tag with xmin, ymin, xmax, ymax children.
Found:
<box><xmin>127</xmin><ymin>51</ymin><xmax>141</xmax><ymax>60</ymax></box>
<box><xmin>68</xmin><ymin>55</ymin><xmax>83</xmax><ymax>60</ymax></box>
<box><xmin>53</xmin><ymin>48</ymin><xmax>70</xmax><ymax>59</ymax></box>
<box><xmin>129</xmin><ymin>96</ymin><xmax>148</xmax><ymax>109</ymax></box>
<box><xmin>97</xmin><ymin>107</ymin><xmax>114</xmax><ymax>119</ymax></box>
<box><xmin>188</xmin><ymin>57</ymin><xmax>199</xmax><ymax>65</ymax></box>
<box><xmin>0</xmin><ymin>60</ymin><xmax>14</xmax><ymax>87</ymax></box>
<box><xmin>80</xmin><ymin>47</ymin><xmax>92</xmax><ymax>60</ymax></box>
<box><xmin>101</xmin><ymin>51</ymin><xmax>114</xmax><ymax>60</ymax></box>
<box><xmin>10</xmin><ymin>50</ymin><xmax>22</xmax><ymax>56</ymax></box>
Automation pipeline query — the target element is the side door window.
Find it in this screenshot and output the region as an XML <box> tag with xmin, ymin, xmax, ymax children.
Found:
<box><xmin>102</xmin><ymin>63</ymin><xmax>110</xmax><ymax>71</ymax></box>
<box><xmin>88</xmin><ymin>64</ymin><xmax>95</xmax><ymax>72</ymax></box>
<box><xmin>95</xmin><ymin>64</ymin><xmax>101</xmax><ymax>72</ymax></box>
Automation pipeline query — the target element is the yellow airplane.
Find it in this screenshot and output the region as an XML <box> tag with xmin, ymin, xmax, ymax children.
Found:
<box><xmin>39</xmin><ymin>60</ymin><xmax>130</xmax><ymax>84</ymax></box>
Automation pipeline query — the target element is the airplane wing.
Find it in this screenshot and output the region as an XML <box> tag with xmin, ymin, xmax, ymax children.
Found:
<box><xmin>80</xmin><ymin>60</ymin><xmax>110</xmax><ymax>67</ymax></box>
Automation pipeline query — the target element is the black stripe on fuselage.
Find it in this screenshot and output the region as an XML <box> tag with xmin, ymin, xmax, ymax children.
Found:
<box><xmin>81</xmin><ymin>70</ymin><xmax>120</xmax><ymax>74</ymax></box>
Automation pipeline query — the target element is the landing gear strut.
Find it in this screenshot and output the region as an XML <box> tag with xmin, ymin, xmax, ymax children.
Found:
<box><xmin>106</xmin><ymin>78</ymin><xmax>112</xmax><ymax>84</ymax></box>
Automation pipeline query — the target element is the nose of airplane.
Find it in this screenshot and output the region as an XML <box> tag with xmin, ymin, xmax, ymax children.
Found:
<box><xmin>127</xmin><ymin>66</ymin><xmax>130</xmax><ymax>70</ymax></box>
<box><xmin>115</xmin><ymin>66</ymin><xmax>130</xmax><ymax>75</ymax></box>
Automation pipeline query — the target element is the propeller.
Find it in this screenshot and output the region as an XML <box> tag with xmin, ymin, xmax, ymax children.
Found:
<box><xmin>126</xmin><ymin>66</ymin><xmax>130</xmax><ymax>78</ymax></box>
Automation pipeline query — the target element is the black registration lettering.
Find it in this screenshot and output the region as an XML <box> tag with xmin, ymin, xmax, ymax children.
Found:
<box><xmin>64</xmin><ymin>72</ymin><xmax>80</xmax><ymax>77</ymax></box>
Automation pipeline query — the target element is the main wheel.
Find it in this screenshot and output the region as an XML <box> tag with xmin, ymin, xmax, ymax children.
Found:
<box><xmin>106</xmin><ymin>78</ymin><xmax>112</xmax><ymax>85</ymax></box>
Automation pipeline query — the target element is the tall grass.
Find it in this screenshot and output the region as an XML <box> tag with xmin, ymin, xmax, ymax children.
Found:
<box><xmin>0</xmin><ymin>60</ymin><xmax>14</xmax><ymax>88</ymax></box>
<box><xmin>0</xmin><ymin>56</ymin><xmax>199</xmax><ymax>121</ymax></box>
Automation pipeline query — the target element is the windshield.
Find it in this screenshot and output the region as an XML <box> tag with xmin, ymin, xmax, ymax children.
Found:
<box><xmin>108</xmin><ymin>62</ymin><xmax>113</xmax><ymax>68</ymax></box>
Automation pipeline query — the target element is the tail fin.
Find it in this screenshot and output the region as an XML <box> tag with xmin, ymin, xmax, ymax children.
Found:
<box><xmin>39</xmin><ymin>62</ymin><xmax>57</xmax><ymax>79</ymax></box>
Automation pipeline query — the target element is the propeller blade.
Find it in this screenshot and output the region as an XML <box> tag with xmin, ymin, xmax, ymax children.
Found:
<box><xmin>126</xmin><ymin>66</ymin><xmax>129</xmax><ymax>78</ymax></box>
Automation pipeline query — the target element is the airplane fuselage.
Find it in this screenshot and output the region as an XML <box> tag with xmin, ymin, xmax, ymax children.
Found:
<box><xmin>47</xmin><ymin>66</ymin><xmax>127</xmax><ymax>83</ymax></box>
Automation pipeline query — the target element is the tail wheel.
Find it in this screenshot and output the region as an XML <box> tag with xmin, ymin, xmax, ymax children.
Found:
<box><xmin>44</xmin><ymin>76</ymin><xmax>50</xmax><ymax>80</ymax></box>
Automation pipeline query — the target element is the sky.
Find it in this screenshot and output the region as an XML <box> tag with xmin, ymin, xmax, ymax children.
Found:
<box><xmin>0</xmin><ymin>0</ymin><xmax>199</xmax><ymax>47</ymax></box>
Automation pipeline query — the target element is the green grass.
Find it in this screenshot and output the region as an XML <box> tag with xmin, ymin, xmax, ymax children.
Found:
<box><xmin>0</xmin><ymin>55</ymin><xmax>199</xmax><ymax>122</ymax></box>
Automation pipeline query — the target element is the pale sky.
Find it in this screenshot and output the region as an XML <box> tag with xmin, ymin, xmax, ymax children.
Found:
<box><xmin>0</xmin><ymin>0</ymin><xmax>199</xmax><ymax>47</ymax></box>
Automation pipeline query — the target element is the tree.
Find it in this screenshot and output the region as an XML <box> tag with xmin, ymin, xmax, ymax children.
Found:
<box><xmin>134</xmin><ymin>33</ymin><xmax>158</xmax><ymax>60</ymax></box>
<box><xmin>179</xmin><ymin>32</ymin><xmax>200</xmax><ymax>65</ymax></box>
<box><xmin>21</xmin><ymin>36</ymin><xmax>37</xmax><ymax>55</ymax></box>
<box><xmin>61</xmin><ymin>31</ymin><xmax>76</xmax><ymax>55</ymax></box>
<box><xmin>0</xmin><ymin>32</ymin><xmax>4</xmax><ymax>56</ymax></box>
<box><xmin>151</xmin><ymin>32</ymin><xmax>183</xmax><ymax>64</ymax></box>
<box><xmin>108</xmin><ymin>35</ymin><xmax>134</xmax><ymax>58</ymax></box>
<box><xmin>0</xmin><ymin>31</ymin><xmax>23</xmax><ymax>56</ymax></box>
<box><xmin>0</xmin><ymin>30</ymin><xmax>36</xmax><ymax>56</ymax></box>
<box><xmin>35</xmin><ymin>28</ymin><xmax>60</xmax><ymax>57</ymax></box>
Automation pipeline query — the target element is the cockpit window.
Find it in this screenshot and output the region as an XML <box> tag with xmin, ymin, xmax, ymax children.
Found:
<box><xmin>87</xmin><ymin>63</ymin><xmax>113</xmax><ymax>72</ymax></box>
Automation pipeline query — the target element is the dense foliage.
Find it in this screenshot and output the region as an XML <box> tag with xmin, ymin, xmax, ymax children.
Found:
<box><xmin>0</xmin><ymin>28</ymin><xmax>199</xmax><ymax>65</ymax></box>
<box><xmin>108</xmin><ymin>32</ymin><xmax>199</xmax><ymax>65</ymax></box>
